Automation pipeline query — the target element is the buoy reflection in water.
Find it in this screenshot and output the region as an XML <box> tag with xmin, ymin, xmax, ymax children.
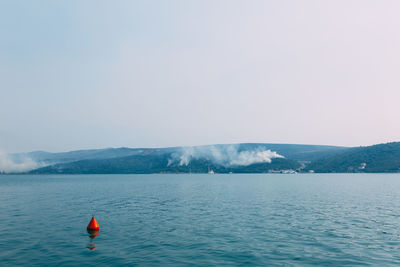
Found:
<box><xmin>86</xmin><ymin>229</ymin><xmax>99</xmax><ymax>250</ymax></box>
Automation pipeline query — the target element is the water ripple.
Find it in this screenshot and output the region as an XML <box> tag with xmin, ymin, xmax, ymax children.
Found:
<box><xmin>1</xmin><ymin>174</ymin><xmax>400</xmax><ymax>266</ymax></box>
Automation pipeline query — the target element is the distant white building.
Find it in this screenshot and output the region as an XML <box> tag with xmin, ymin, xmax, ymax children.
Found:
<box><xmin>359</xmin><ymin>163</ymin><xmax>367</xmax><ymax>169</ymax></box>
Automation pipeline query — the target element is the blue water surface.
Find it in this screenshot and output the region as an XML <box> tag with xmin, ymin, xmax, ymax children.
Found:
<box><xmin>1</xmin><ymin>174</ymin><xmax>400</xmax><ymax>266</ymax></box>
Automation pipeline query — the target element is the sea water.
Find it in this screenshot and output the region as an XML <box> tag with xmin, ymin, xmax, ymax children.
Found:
<box><xmin>1</xmin><ymin>174</ymin><xmax>400</xmax><ymax>266</ymax></box>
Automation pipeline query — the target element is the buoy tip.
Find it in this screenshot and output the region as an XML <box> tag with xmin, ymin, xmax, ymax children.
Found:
<box><xmin>87</xmin><ymin>216</ymin><xmax>100</xmax><ymax>230</ymax></box>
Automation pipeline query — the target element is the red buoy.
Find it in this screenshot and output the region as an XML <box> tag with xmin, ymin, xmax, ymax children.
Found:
<box><xmin>87</xmin><ymin>216</ymin><xmax>100</xmax><ymax>230</ymax></box>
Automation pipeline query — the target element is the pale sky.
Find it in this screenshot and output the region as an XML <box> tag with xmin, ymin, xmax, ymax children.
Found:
<box><xmin>1</xmin><ymin>0</ymin><xmax>400</xmax><ymax>153</ymax></box>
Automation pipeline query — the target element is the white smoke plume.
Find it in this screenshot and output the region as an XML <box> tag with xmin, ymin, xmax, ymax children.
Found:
<box><xmin>168</xmin><ymin>145</ymin><xmax>284</xmax><ymax>167</ymax></box>
<box><xmin>0</xmin><ymin>150</ymin><xmax>42</xmax><ymax>173</ymax></box>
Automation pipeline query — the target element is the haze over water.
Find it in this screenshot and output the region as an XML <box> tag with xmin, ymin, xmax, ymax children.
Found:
<box><xmin>1</xmin><ymin>174</ymin><xmax>400</xmax><ymax>266</ymax></box>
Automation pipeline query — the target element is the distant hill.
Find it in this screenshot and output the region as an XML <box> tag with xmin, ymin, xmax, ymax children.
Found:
<box><xmin>305</xmin><ymin>142</ymin><xmax>400</xmax><ymax>173</ymax></box>
<box><xmin>13</xmin><ymin>143</ymin><xmax>347</xmax><ymax>165</ymax></box>
<box><xmin>10</xmin><ymin>147</ymin><xmax>158</xmax><ymax>165</ymax></box>
<box><xmin>29</xmin><ymin>155</ymin><xmax>301</xmax><ymax>174</ymax></box>
<box><xmin>236</xmin><ymin>143</ymin><xmax>348</xmax><ymax>162</ymax></box>
<box><xmin>25</xmin><ymin>143</ymin><xmax>347</xmax><ymax>174</ymax></box>
<box><xmin>24</xmin><ymin>142</ymin><xmax>400</xmax><ymax>174</ymax></box>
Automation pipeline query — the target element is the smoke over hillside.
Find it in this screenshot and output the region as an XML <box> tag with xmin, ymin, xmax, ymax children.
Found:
<box><xmin>0</xmin><ymin>151</ymin><xmax>42</xmax><ymax>173</ymax></box>
<box><xmin>168</xmin><ymin>145</ymin><xmax>284</xmax><ymax>167</ymax></box>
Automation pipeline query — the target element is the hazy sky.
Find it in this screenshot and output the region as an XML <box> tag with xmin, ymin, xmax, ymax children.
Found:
<box><xmin>1</xmin><ymin>1</ymin><xmax>400</xmax><ymax>152</ymax></box>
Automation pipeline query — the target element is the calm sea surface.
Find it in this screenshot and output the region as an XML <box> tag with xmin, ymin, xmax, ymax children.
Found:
<box><xmin>1</xmin><ymin>174</ymin><xmax>400</xmax><ymax>266</ymax></box>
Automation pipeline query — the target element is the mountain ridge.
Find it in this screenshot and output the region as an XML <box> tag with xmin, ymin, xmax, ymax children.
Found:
<box><xmin>305</xmin><ymin>142</ymin><xmax>400</xmax><ymax>173</ymax></box>
<box><xmin>7</xmin><ymin>142</ymin><xmax>400</xmax><ymax>174</ymax></box>
<box><xmin>24</xmin><ymin>143</ymin><xmax>348</xmax><ymax>174</ymax></box>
